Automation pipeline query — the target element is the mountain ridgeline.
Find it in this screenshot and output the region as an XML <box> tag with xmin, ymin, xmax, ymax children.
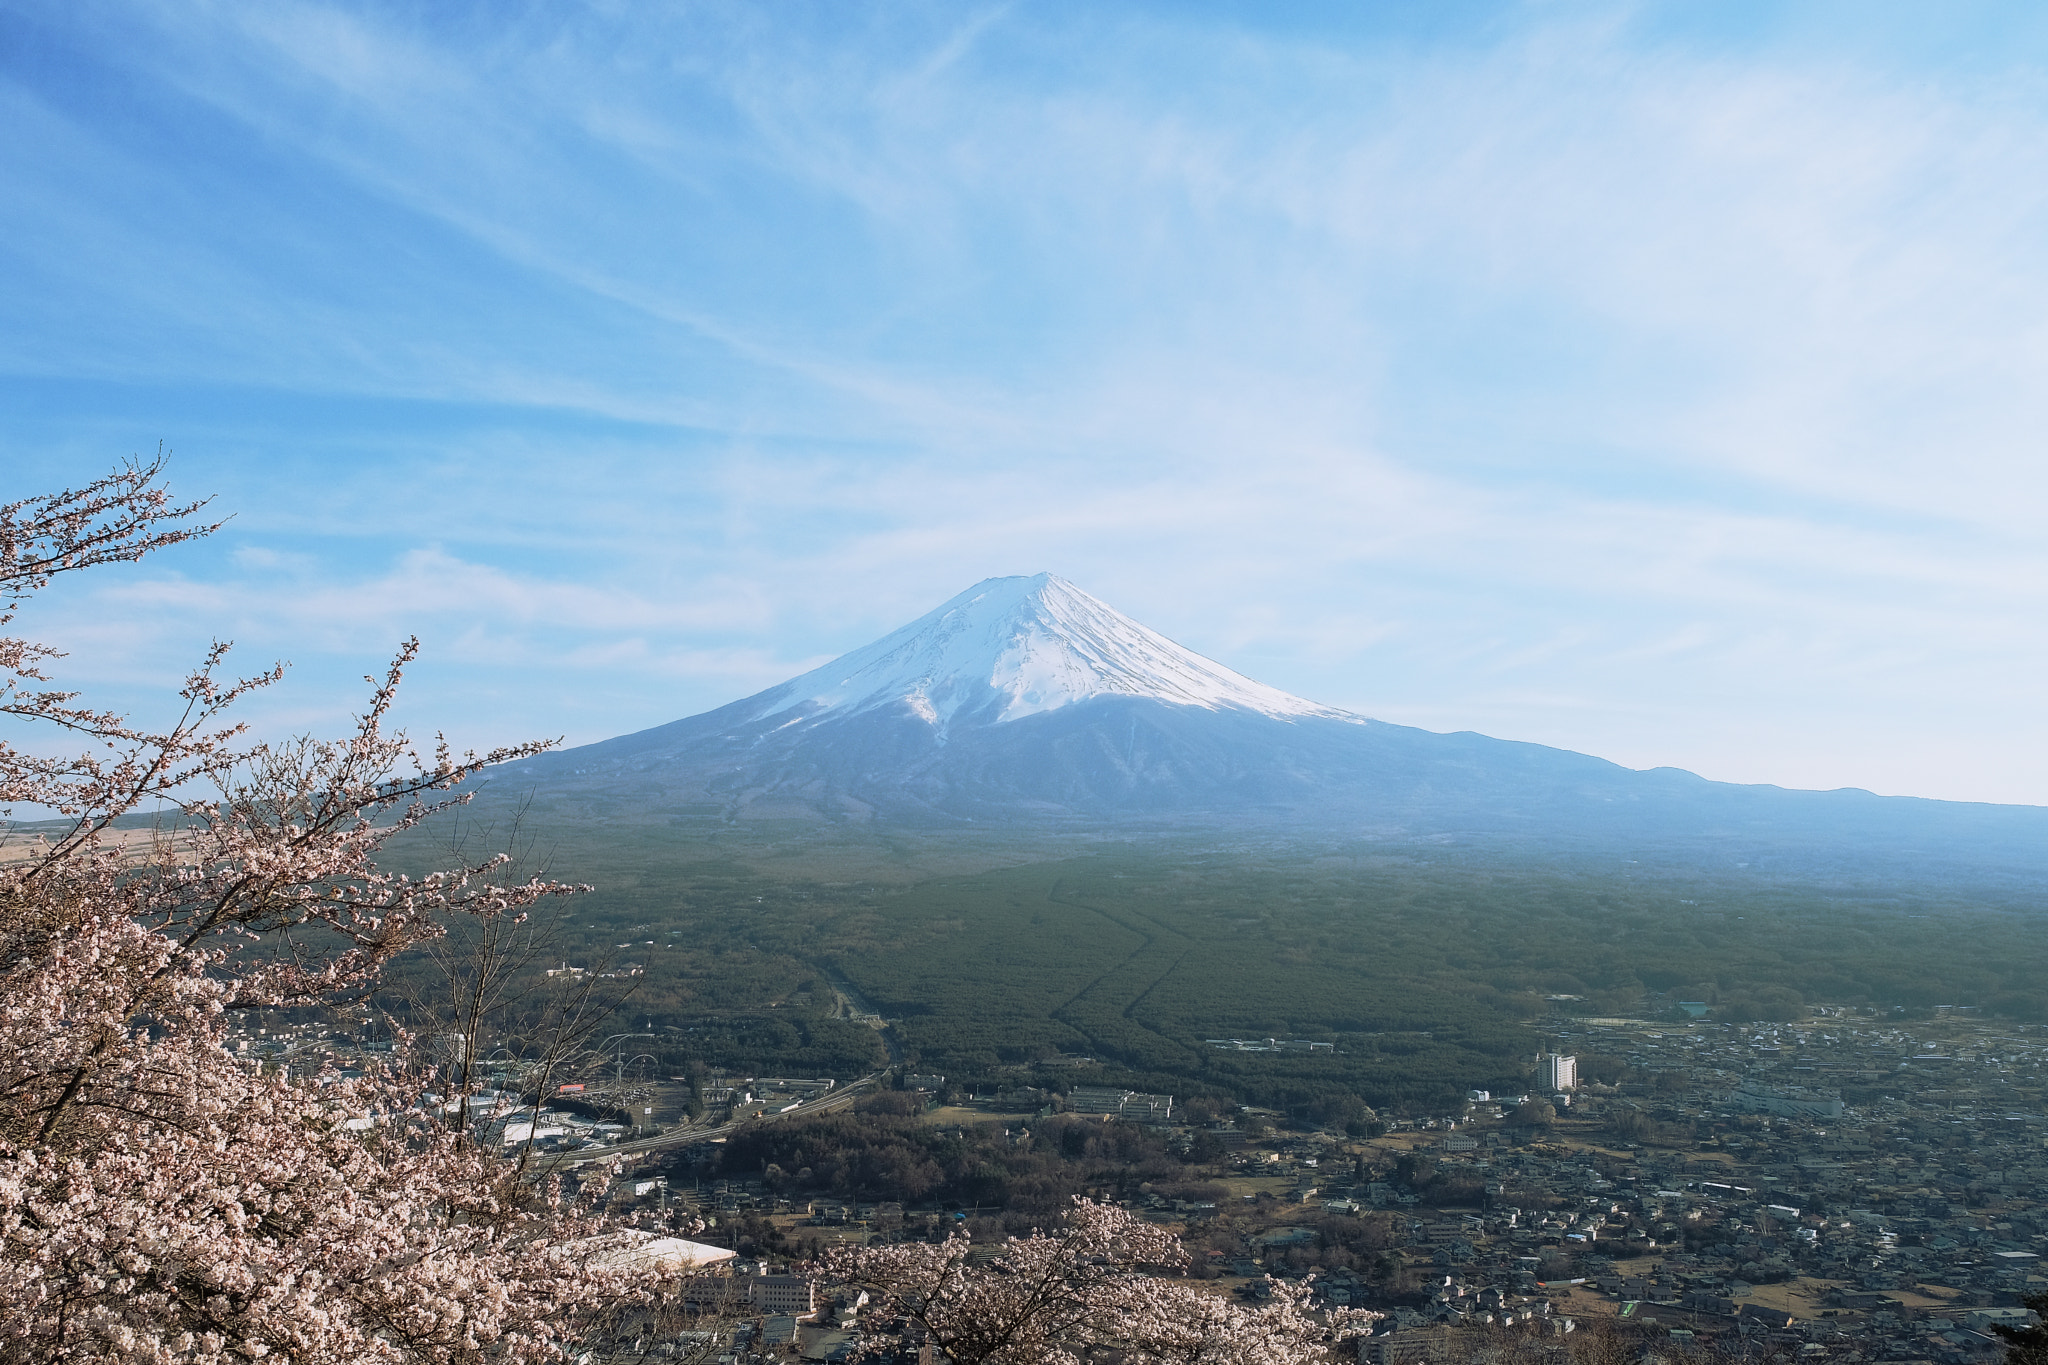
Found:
<box><xmin>491</xmin><ymin>574</ymin><xmax>2048</xmax><ymax>882</ymax></box>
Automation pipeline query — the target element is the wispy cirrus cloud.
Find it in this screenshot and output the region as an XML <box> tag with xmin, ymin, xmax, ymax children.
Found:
<box><xmin>5</xmin><ymin>2</ymin><xmax>2048</xmax><ymax>801</ymax></box>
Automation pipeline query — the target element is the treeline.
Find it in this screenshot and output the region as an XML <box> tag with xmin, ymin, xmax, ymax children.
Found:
<box><xmin>652</xmin><ymin>1012</ymin><xmax>886</xmax><ymax>1077</ymax></box>
<box><xmin>708</xmin><ymin>1108</ymin><xmax>1208</xmax><ymax>1216</ymax></box>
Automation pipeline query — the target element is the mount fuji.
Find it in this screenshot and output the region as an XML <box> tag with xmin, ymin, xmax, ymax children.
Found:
<box><xmin>496</xmin><ymin>574</ymin><xmax>2048</xmax><ymax>874</ymax></box>
<box><xmin>711</xmin><ymin>572</ymin><xmax>1355</xmax><ymax>732</ymax></box>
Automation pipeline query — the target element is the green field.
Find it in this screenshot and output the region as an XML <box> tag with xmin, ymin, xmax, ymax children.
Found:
<box><xmin>380</xmin><ymin>808</ymin><xmax>2048</xmax><ymax>1115</ymax></box>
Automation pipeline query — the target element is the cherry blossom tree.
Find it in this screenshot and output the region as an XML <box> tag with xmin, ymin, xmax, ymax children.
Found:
<box><xmin>0</xmin><ymin>460</ymin><xmax>681</xmax><ymax>1363</ymax></box>
<box><xmin>821</xmin><ymin>1197</ymin><xmax>1377</xmax><ymax>1365</ymax></box>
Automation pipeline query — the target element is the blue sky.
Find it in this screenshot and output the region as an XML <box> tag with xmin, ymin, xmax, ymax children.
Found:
<box><xmin>6</xmin><ymin>1</ymin><xmax>2048</xmax><ymax>805</ymax></box>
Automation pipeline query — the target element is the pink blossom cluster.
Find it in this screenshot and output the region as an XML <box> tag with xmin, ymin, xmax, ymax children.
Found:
<box><xmin>821</xmin><ymin>1197</ymin><xmax>1380</xmax><ymax>1365</ymax></box>
<box><xmin>0</xmin><ymin>462</ymin><xmax>670</xmax><ymax>1362</ymax></box>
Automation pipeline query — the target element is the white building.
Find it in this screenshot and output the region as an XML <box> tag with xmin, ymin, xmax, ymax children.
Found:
<box><xmin>589</xmin><ymin>1234</ymin><xmax>736</xmax><ymax>1273</ymax></box>
<box><xmin>749</xmin><ymin>1275</ymin><xmax>817</xmax><ymax>1315</ymax></box>
<box><xmin>1066</xmin><ymin>1086</ymin><xmax>1174</xmax><ymax>1123</ymax></box>
<box><xmin>680</xmin><ymin>1271</ymin><xmax>817</xmax><ymax>1316</ymax></box>
<box><xmin>1537</xmin><ymin>1054</ymin><xmax>1577</xmax><ymax>1092</ymax></box>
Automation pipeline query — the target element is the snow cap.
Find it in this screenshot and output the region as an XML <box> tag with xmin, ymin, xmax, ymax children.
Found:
<box><xmin>746</xmin><ymin>573</ymin><xmax>1354</xmax><ymax>732</ymax></box>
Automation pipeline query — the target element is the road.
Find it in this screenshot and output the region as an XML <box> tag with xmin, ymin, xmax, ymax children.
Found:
<box><xmin>561</xmin><ymin>1069</ymin><xmax>887</xmax><ymax>1165</ymax></box>
<box><xmin>818</xmin><ymin>967</ymin><xmax>906</xmax><ymax>1067</ymax></box>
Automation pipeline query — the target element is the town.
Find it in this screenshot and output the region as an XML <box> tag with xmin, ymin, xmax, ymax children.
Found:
<box><xmin>229</xmin><ymin>1007</ymin><xmax>2048</xmax><ymax>1363</ymax></box>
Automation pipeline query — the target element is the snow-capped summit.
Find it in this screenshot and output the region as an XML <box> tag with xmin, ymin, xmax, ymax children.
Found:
<box><xmin>502</xmin><ymin>571</ymin><xmax>1392</xmax><ymax>821</ymax></box>
<box><xmin>493</xmin><ymin>573</ymin><xmax>2048</xmax><ymax>873</ymax></box>
<box><xmin>737</xmin><ymin>573</ymin><xmax>1355</xmax><ymax>734</ymax></box>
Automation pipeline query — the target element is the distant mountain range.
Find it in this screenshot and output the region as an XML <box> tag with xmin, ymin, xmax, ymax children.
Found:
<box><xmin>493</xmin><ymin>574</ymin><xmax>2048</xmax><ymax>880</ymax></box>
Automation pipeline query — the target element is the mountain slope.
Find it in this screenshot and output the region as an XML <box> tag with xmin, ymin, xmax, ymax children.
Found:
<box><xmin>493</xmin><ymin>574</ymin><xmax>2048</xmax><ymax>878</ymax></box>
